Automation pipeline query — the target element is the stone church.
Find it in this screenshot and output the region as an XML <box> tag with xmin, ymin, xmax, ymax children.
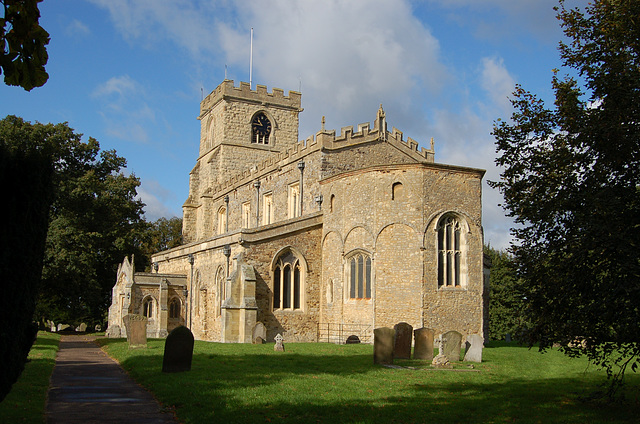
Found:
<box><xmin>107</xmin><ymin>79</ymin><xmax>489</xmax><ymax>343</ymax></box>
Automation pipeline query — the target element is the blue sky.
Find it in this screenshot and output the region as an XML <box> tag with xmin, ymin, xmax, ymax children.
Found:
<box><xmin>0</xmin><ymin>0</ymin><xmax>581</xmax><ymax>250</ymax></box>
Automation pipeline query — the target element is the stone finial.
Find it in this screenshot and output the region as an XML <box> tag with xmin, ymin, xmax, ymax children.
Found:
<box><xmin>430</xmin><ymin>137</ymin><xmax>434</xmax><ymax>151</ymax></box>
<box><xmin>321</xmin><ymin>116</ymin><xmax>325</xmax><ymax>131</ymax></box>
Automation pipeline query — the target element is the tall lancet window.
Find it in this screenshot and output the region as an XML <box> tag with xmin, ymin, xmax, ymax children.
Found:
<box><xmin>272</xmin><ymin>249</ymin><xmax>305</xmax><ymax>311</ymax></box>
<box><xmin>437</xmin><ymin>214</ymin><xmax>467</xmax><ymax>288</ymax></box>
<box><xmin>251</xmin><ymin>112</ymin><xmax>271</xmax><ymax>144</ymax></box>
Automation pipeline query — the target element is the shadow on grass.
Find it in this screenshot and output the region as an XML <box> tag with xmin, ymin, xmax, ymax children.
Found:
<box><xmin>96</xmin><ymin>339</ymin><xmax>640</xmax><ymax>424</ymax></box>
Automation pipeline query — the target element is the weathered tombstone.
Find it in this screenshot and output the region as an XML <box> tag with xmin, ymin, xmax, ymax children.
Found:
<box><xmin>106</xmin><ymin>324</ymin><xmax>121</xmax><ymax>338</ymax></box>
<box><xmin>123</xmin><ymin>314</ymin><xmax>148</xmax><ymax>349</ymax></box>
<box><xmin>373</xmin><ymin>327</ymin><xmax>395</xmax><ymax>365</ymax></box>
<box><xmin>393</xmin><ymin>322</ymin><xmax>413</xmax><ymax>359</ymax></box>
<box><xmin>76</xmin><ymin>323</ymin><xmax>87</xmax><ymax>332</ymax></box>
<box><xmin>432</xmin><ymin>335</ymin><xmax>452</xmax><ymax>368</ymax></box>
<box><xmin>345</xmin><ymin>335</ymin><xmax>361</xmax><ymax>344</ymax></box>
<box><xmin>274</xmin><ymin>333</ymin><xmax>285</xmax><ymax>352</ymax></box>
<box><xmin>413</xmin><ymin>327</ymin><xmax>435</xmax><ymax>361</ymax></box>
<box><xmin>162</xmin><ymin>326</ymin><xmax>194</xmax><ymax>373</ymax></box>
<box><xmin>505</xmin><ymin>333</ymin><xmax>512</xmax><ymax>343</ymax></box>
<box><xmin>463</xmin><ymin>334</ymin><xmax>484</xmax><ymax>363</ymax></box>
<box><xmin>252</xmin><ymin>322</ymin><xmax>267</xmax><ymax>344</ymax></box>
<box><xmin>50</xmin><ymin>321</ymin><xmax>56</xmax><ymax>332</ymax></box>
<box><xmin>442</xmin><ymin>330</ymin><xmax>462</xmax><ymax>362</ymax></box>
<box><xmin>57</xmin><ymin>323</ymin><xmax>70</xmax><ymax>332</ymax></box>
<box><xmin>95</xmin><ymin>324</ymin><xmax>102</xmax><ymax>332</ymax></box>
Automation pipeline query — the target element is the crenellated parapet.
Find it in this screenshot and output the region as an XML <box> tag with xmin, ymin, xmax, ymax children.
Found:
<box><xmin>199</xmin><ymin>80</ymin><xmax>302</xmax><ymax>119</ymax></box>
<box><xmin>197</xmin><ymin>104</ymin><xmax>435</xmax><ymax>201</ymax></box>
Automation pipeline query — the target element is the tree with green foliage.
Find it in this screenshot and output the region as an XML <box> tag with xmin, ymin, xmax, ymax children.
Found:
<box><xmin>0</xmin><ymin>115</ymin><xmax>55</xmax><ymax>402</ymax></box>
<box><xmin>1</xmin><ymin>0</ymin><xmax>49</xmax><ymax>90</ymax></box>
<box><xmin>485</xmin><ymin>245</ymin><xmax>525</xmax><ymax>342</ymax></box>
<box><xmin>141</xmin><ymin>216</ymin><xmax>183</xmax><ymax>269</ymax></box>
<box><xmin>491</xmin><ymin>0</ymin><xmax>640</xmax><ymax>397</ymax></box>
<box><xmin>31</xmin><ymin>122</ymin><xmax>148</xmax><ymax>327</ymax></box>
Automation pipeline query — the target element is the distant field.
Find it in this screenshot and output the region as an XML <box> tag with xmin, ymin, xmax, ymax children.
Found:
<box><xmin>97</xmin><ymin>338</ymin><xmax>640</xmax><ymax>424</ymax></box>
<box><xmin>0</xmin><ymin>332</ymin><xmax>60</xmax><ymax>423</ymax></box>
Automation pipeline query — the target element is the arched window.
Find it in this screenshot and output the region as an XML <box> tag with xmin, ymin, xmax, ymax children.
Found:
<box><xmin>218</xmin><ymin>207</ymin><xmax>227</xmax><ymax>235</ymax></box>
<box><xmin>169</xmin><ymin>298</ymin><xmax>181</xmax><ymax>319</ymax></box>
<box><xmin>437</xmin><ymin>214</ymin><xmax>467</xmax><ymax>288</ymax></box>
<box><xmin>272</xmin><ymin>249</ymin><xmax>304</xmax><ymax>310</ymax></box>
<box><xmin>330</xmin><ymin>194</ymin><xmax>335</xmax><ymax>213</ymax></box>
<box><xmin>347</xmin><ymin>252</ymin><xmax>372</xmax><ymax>299</ymax></box>
<box><xmin>251</xmin><ymin>112</ymin><xmax>271</xmax><ymax>144</ymax></box>
<box><xmin>142</xmin><ymin>297</ymin><xmax>155</xmax><ymax>318</ymax></box>
<box><xmin>392</xmin><ymin>182</ymin><xmax>404</xmax><ymax>200</ymax></box>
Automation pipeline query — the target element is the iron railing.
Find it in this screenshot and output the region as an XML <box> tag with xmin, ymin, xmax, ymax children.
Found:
<box><xmin>317</xmin><ymin>322</ymin><xmax>372</xmax><ymax>344</ymax></box>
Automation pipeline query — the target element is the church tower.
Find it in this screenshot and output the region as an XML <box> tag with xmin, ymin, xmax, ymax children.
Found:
<box><xmin>183</xmin><ymin>80</ymin><xmax>302</xmax><ymax>242</ymax></box>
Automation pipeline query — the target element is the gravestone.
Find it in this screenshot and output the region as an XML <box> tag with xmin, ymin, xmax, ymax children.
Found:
<box><xmin>95</xmin><ymin>324</ymin><xmax>102</xmax><ymax>332</ymax></box>
<box><xmin>346</xmin><ymin>335</ymin><xmax>361</xmax><ymax>344</ymax></box>
<box><xmin>76</xmin><ymin>323</ymin><xmax>87</xmax><ymax>332</ymax></box>
<box><xmin>442</xmin><ymin>330</ymin><xmax>462</xmax><ymax>362</ymax></box>
<box><xmin>373</xmin><ymin>327</ymin><xmax>395</xmax><ymax>365</ymax></box>
<box><xmin>413</xmin><ymin>327</ymin><xmax>434</xmax><ymax>361</ymax></box>
<box><xmin>49</xmin><ymin>321</ymin><xmax>56</xmax><ymax>332</ymax></box>
<box><xmin>57</xmin><ymin>323</ymin><xmax>70</xmax><ymax>332</ymax></box>
<box><xmin>162</xmin><ymin>326</ymin><xmax>194</xmax><ymax>373</ymax></box>
<box><xmin>393</xmin><ymin>322</ymin><xmax>413</xmax><ymax>359</ymax></box>
<box><xmin>463</xmin><ymin>334</ymin><xmax>484</xmax><ymax>363</ymax></box>
<box><xmin>106</xmin><ymin>324</ymin><xmax>121</xmax><ymax>338</ymax></box>
<box><xmin>431</xmin><ymin>335</ymin><xmax>452</xmax><ymax>368</ymax></box>
<box><xmin>123</xmin><ymin>314</ymin><xmax>148</xmax><ymax>349</ymax></box>
<box><xmin>252</xmin><ymin>322</ymin><xmax>267</xmax><ymax>344</ymax></box>
<box><xmin>274</xmin><ymin>333</ymin><xmax>285</xmax><ymax>352</ymax></box>
<box><xmin>505</xmin><ymin>333</ymin><xmax>512</xmax><ymax>343</ymax></box>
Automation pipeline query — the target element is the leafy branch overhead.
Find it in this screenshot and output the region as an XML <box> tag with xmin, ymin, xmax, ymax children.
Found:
<box><xmin>1</xmin><ymin>0</ymin><xmax>49</xmax><ymax>90</ymax></box>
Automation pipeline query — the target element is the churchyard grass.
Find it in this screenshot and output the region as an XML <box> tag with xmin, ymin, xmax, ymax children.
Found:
<box><xmin>0</xmin><ymin>331</ymin><xmax>60</xmax><ymax>423</ymax></box>
<box><xmin>96</xmin><ymin>339</ymin><xmax>640</xmax><ymax>424</ymax></box>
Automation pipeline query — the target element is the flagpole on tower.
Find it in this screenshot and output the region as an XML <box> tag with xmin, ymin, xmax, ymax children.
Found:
<box><xmin>249</xmin><ymin>28</ymin><xmax>253</xmax><ymax>89</ymax></box>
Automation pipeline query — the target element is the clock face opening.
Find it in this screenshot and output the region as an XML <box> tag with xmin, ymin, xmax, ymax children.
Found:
<box><xmin>252</xmin><ymin>113</ymin><xmax>272</xmax><ymax>144</ymax></box>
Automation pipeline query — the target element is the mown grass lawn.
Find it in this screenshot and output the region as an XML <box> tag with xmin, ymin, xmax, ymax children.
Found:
<box><xmin>97</xmin><ymin>338</ymin><xmax>640</xmax><ymax>424</ymax></box>
<box><xmin>0</xmin><ymin>331</ymin><xmax>60</xmax><ymax>423</ymax></box>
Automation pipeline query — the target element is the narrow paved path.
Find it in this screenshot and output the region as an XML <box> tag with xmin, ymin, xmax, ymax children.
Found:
<box><xmin>46</xmin><ymin>335</ymin><xmax>178</xmax><ymax>423</ymax></box>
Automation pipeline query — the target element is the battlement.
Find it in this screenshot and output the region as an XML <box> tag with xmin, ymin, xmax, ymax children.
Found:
<box><xmin>200</xmin><ymin>80</ymin><xmax>302</xmax><ymax>117</ymax></box>
<box><xmin>201</xmin><ymin>106</ymin><xmax>435</xmax><ymax>201</ymax></box>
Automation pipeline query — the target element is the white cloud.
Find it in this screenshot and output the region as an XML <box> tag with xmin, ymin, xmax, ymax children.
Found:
<box><xmin>65</xmin><ymin>19</ymin><xmax>91</xmax><ymax>37</ymax></box>
<box><xmin>92</xmin><ymin>75</ymin><xmax>138</xmax><ymax>98</ymax></box>
<box><xmin>480</xmin><ymin>57</ymin><xmax>516</xmax><ymax>116</ymax></box>
<box><xmin>137</xmin><ymin>180</ymin><xmax>181</xmax><ymax>221</ymax></box>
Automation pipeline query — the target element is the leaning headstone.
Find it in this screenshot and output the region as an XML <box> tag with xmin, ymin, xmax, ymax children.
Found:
<box><xmin>106</xmin><ymin>324</ymin><xmax>121</xmax><ymax>338</ymax></box>
<box><xmin>252</xmin><ymin>322</ymin><xmax>267</xmax><ymax>344</ymax></box>
<box><xmin>57</xmin><ymin>323</ymin><xmax>70</xmax><ymax>332</ymax></box>
<box><xmin>442</xmin><ymin>330</ymin><xmax>463</xmax><ymax>362</ymax></box>
<box><xmin>346</xmin><ymin>335</ymin><xmax>361</xmax><ymax>344</ymax></box>
<box><xmin>373</xmin><ymin>327</ymin><xmax>395</xmax><ymax>365</ymax></box>
<box><xmin>162</xmin><ymin>326</ymin><xmax>194</xmax><ymax>373</ymax></box>
<box><xmin>413</xmin><ymin>328</ymin><xmax>435</xmax><ymax>361</ymax></box>
<box><xmin>274</xmin><ymin>333</ymin><xmax>285</xmax><ymax>352</ymax></box>
<box><xmin>393</xmin><ymin>322</ymin><xmax>413</xmax><ymax>359</ymax></box>
<box><xmin>123</xmin><ymin>314</ymin><xmax>148</xmax><ymax>349</ymax></box>
<box><xmin>463</xmin><ymin>334</ymin><xmax>484</xmax><ymax>363</ymax></box>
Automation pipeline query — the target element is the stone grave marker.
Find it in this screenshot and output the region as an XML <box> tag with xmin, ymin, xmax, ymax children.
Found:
<box><xmin>162</xmin><ymin>326</ymin><xmax>194</xmax><ymax>373</ymax></box>
<box><xmin>106</xmin><ymin>324</ymin><xmax>121</xmax><ymax>338</ymax></box>
<box><xmin>252</xmin><ymin>322</ymin><xmax>267</xmax><ymax>344</ymax></box>
<box><xmin>431</xmin><ymin>335</ymin><xmax>452</xmax><ymax>368</ymax></box>
<box><xmin>57</xmin><ymin>323</ymin><xmax>70</xmax><ymax>332</ymax></box>
<box><xmin>505</xmin><ymin>333</ymin><xmax>512</xmax><ymax>343</ymax></box>
<box><xmin>274</xmin><ymin>333</ymin><xmax>285</xmax><ymax>352</ymax></box>
<box><xmin>76</xmin><ymin>323</ymin><xmax>87</xmax><ymax>332</ymax></box>
<box><xmin>393</xmin><ymin>322</ymin><xmax>413</xmax><ymax>359</ymax></box>
<box><xmin>95</xmin><ymin>324</ymin><xmax>102</xmax><ymax>332</ymax></box>
<box><xmin>413</xmin><ymin>327</ymin><xmax>434</xmax><ymax>361</ymax></box>
<box><xmin>373</xmin><ymin>327</ymin><xmax>395</xmax><ymax>365</ymax></box>
<box><xmin>463</xmin><ymin>334</ymin><xmax>484</xmax><ymax>363</ymax></box>
<box><xmin>442</xmin><ymin>330</ymin><xmax>462</xmax><ymax>362</ymax></box>
<box><xmin>345</xmin><ymin>335</ymin><xmax>361</xmax><ymax>344</ymax></box>
<box><xmin>123</xmin><ymin>314</ymin><xmax>148</xmax><ymax>349</ymax></box>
